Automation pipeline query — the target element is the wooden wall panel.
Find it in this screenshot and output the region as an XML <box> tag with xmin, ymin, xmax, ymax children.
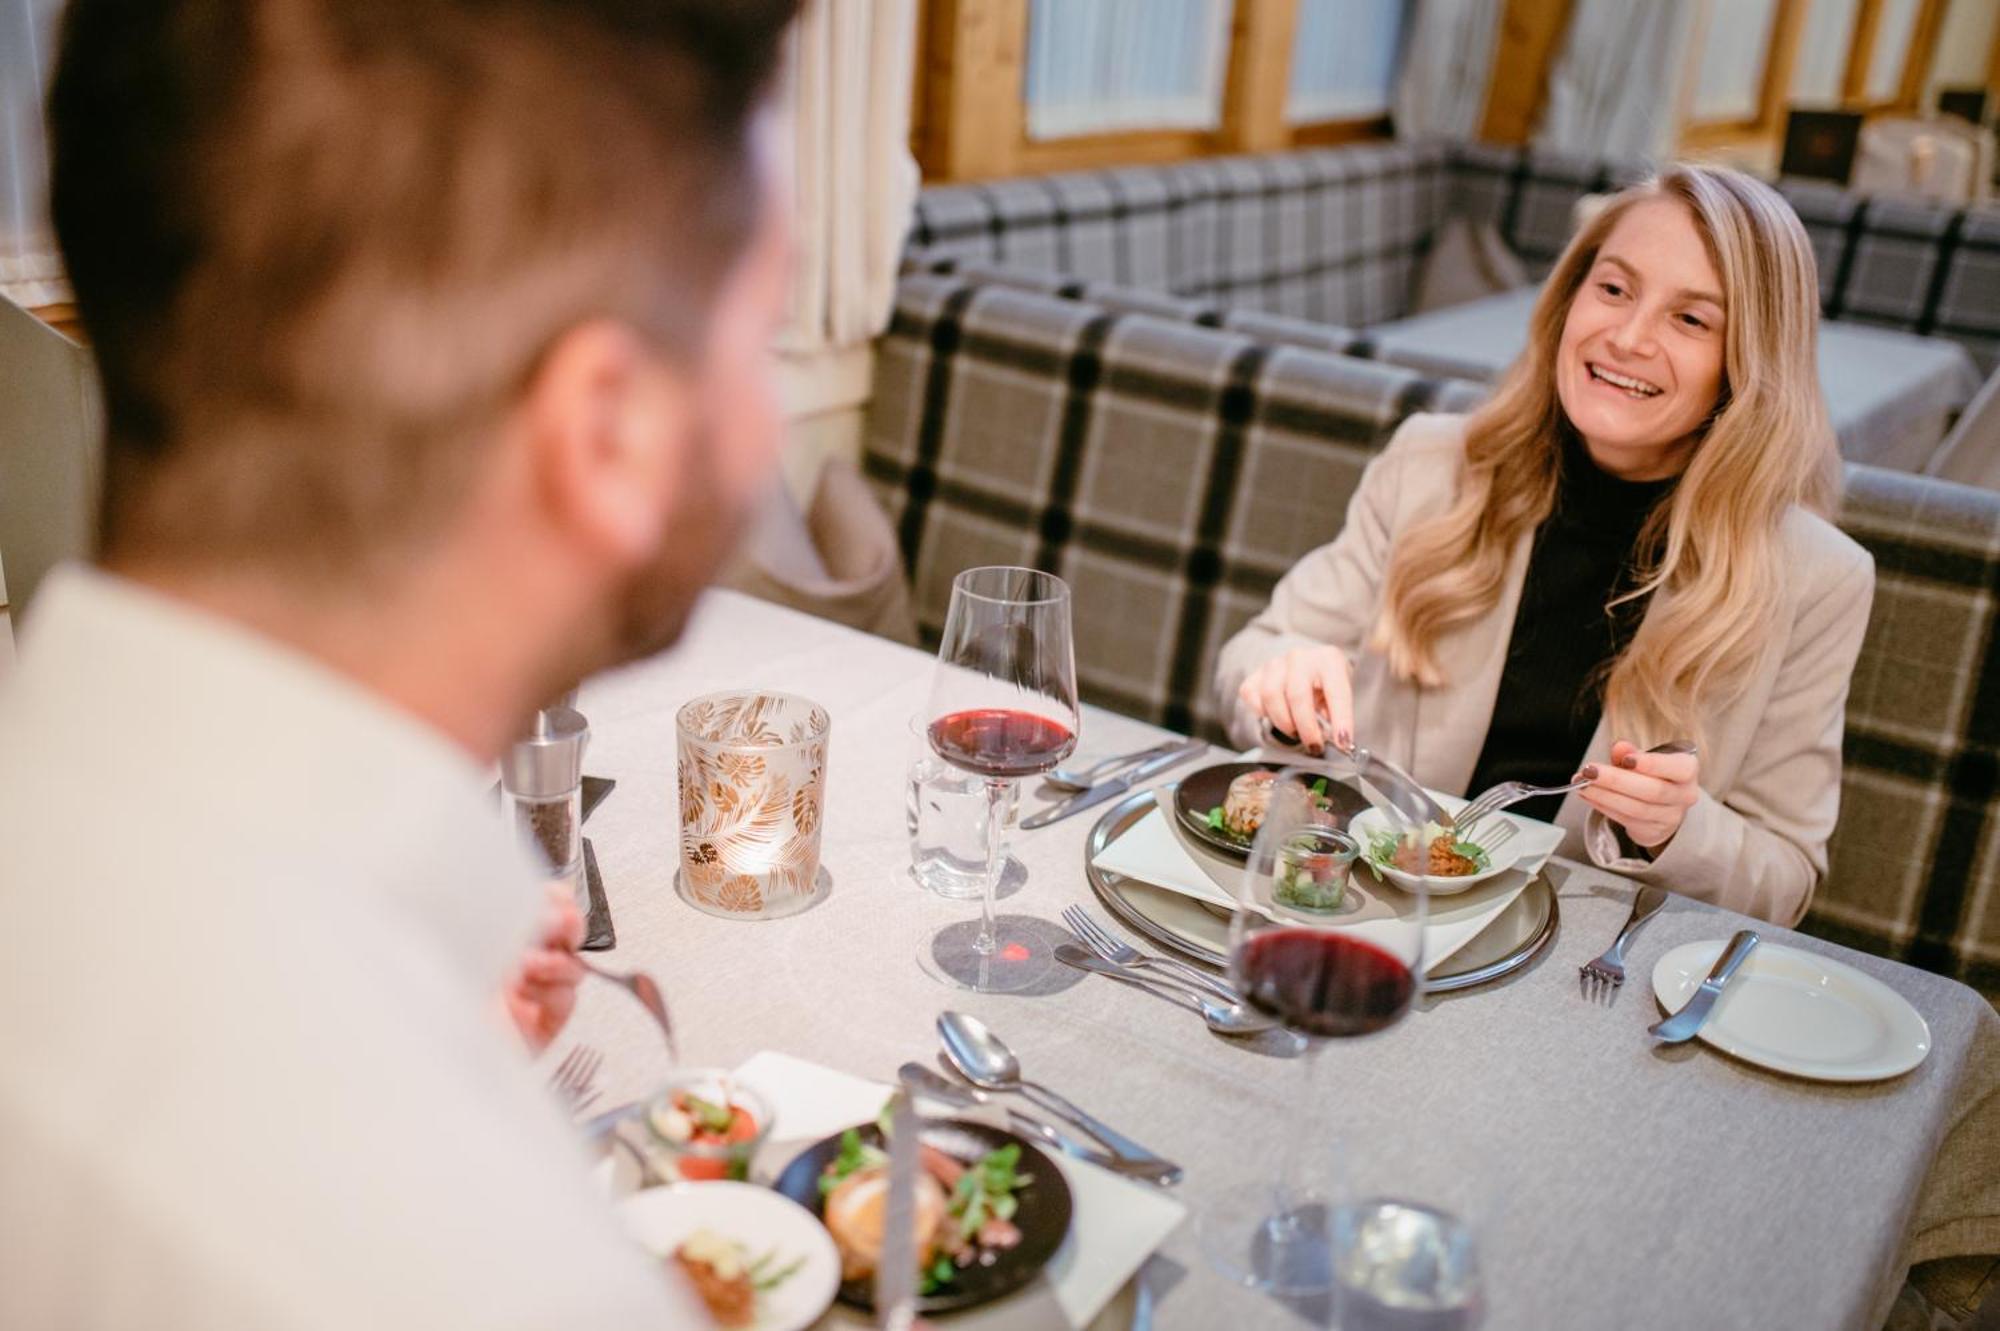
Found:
<box><xmin>1479</xmin><ymin>0</ymin><xmax>1576</xmax><ymax>145</ymax></box>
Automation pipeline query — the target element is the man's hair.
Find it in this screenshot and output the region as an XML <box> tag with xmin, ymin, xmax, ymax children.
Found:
<box><xmin>49</xmin><ymin>0</ymin><xmax>799</xmax><ymax>573</ymax></box>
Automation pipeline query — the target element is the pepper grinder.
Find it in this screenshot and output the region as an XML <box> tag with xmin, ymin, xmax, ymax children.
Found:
<box><xmin>501</xmin><ymin>706</ymin><xmax>590</xmax><ymax>916</ymax></box>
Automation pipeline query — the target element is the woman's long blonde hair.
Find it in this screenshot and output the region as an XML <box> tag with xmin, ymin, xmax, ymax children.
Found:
<box><xmin>1371</xmin><ymin>165</ymin><xmax>1839</xmax><ymax>744</ymax></box>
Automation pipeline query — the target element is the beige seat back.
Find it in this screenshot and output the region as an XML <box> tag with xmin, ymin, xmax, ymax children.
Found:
<box><xmin>0</xmin><ymin>295</ymin><xmax>101</xmax><ymax>614</ymax></box>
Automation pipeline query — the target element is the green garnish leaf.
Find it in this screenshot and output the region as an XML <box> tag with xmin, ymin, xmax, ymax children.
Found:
<box><xmin>921</xmin><ymin>1253</ymin><xmax>957</xmax><ymax>1294</ymax></box>
<box><xmin>818</xmin><ymin>1128</ymin><xmax>886</xmax><ymax>1196</ymax></box>
<box><xmin>753</xmin><ymin>1253</ymin><xmax>807</xmax><ymax>1292</ymax></box>
<box><xmin>1207</xmin><ymin>806</ymin><xmax>1225</xmax><ymax>831</ymax></box>
<box><xmin>683</xmin><ymin>1093</ymin><xmax>735</xmax><ymax>1135</ymax></box>
<box><xmin>1311</xmin><ymin>777</ymin><xmax>1328</xmax><ymax>796</ymax></box>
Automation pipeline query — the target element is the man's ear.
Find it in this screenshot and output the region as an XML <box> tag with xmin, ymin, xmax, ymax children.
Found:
<box><xmin>518</xmin><ymin>320</ymin><xmax>696</xmax><ymax>567</ymax></box>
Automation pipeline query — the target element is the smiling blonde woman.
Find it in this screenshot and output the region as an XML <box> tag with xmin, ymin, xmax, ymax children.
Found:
<box><xmin>1215</xmin><ymin>165</ymin><xmax>1874</xmax><ymax>926</ymax></box>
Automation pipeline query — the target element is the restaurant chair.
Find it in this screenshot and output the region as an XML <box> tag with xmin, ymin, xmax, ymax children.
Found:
<box><xmin>717</xmin><ymin>455</ymin><xmax>916</xmax><ymax>646</ymax></box>
<box><xmin>1780</xmin><ymin>108</ymin><xmax>1864</xmax><ymax>186</ymax></box>
<box><xmin>1852</xmin><ymin>117</ymin><xmax>1984</xmax><ymax>206</ymax></box>
<box><xmin>1927</xmin><ymin>367</ymin><xmax>2000</xmax><ymax>490</ymax></box>
<box><xmin>0</xmin><ymin>293</ymin><xmax>100</xmax><ymax>615</ymax></box>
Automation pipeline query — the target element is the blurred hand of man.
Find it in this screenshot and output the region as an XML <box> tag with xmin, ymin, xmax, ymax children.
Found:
<box><xmin>501</xmin><ymin>882</ymin><xmax>587</xmax><ymax>1052</ymax></box>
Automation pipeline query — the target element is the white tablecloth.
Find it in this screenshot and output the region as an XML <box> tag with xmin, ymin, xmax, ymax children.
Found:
<box><xmin>1365</xmin><ymin>287</ymin><xmax>1983</xmax><ymax>473</ymax></box>
<box><xmin>557</xmin><ymin>590</ymin><xmax>2000</xmax><ymax>1330</ymax></box>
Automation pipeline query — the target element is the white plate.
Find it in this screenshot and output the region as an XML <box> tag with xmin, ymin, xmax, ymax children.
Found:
<box><xmin>619</xmin><ymin>1182</ymin><xmax>841</xmax><ymax>1331</ymax></box>
<box><xmin>1349</xmin><ymin>806</ymin><xmax>1524</xmax><ymax>896</ymax></box>
<box><xmin>1651</xmin><ymin>939</ymin><xmax>1932</xmax><ymax>1082</ymax></box>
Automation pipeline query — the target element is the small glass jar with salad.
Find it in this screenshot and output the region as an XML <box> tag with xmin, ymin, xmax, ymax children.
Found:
<box><xmin>640</xmin><ymin>1069</ymin><xmax>772</xmax><ymax>1183</ymax></box>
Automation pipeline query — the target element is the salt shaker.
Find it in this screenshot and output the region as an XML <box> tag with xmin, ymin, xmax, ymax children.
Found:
<box><xmin>501</xmin><ymin>706</ymin><xmax>590</xmax><ymax>915</ymax></box>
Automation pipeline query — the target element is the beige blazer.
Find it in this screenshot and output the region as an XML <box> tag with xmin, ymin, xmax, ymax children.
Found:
<box><xmin>1214</xmin><ymin>413</ymin><xmax>1875</xmax><ymax>926</ymax></box>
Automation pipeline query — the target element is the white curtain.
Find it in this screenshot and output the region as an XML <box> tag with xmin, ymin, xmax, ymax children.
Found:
<box><xmin>772</xmin><ymin>0</ymin><xmax>917</xmax><ymax>395</ymax></box>
<box><xmin>0</xmin><ymin>0</ymin><xmax>65</xmax><ymax>309</ymax></box>
<box><xmin>1792</xmin><ymin>0</ymin><xmax>1863</xmax><ymax>104</ymax></box>
<box><xmin>1689</xmin><ymin>0</ymin><xmax>1781</xmax><ymax>124</ymax></box>
<box><xmin>1024</xmin><ymin>0</ymin><xmax>1235</xmax><ymax>140</ymax></box>
<box><xmin>1391</xmin><ymin>0</ymin><xmax>1501</xmax><ymax>139</ymax></box>
<box><xmin>1534</xmin><ymin>0</ymin><xmax>1699</xmax><ymax>160</ymax></box>
<box><xmin>1289</xmin><ymin>0</ymin><xmax>1413</xmax><ymax>123</ymax></box>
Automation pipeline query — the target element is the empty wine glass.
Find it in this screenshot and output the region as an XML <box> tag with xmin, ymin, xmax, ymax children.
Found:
<box><xmin>1199</xmin><ymin>767</ymin><xmax>1427</xmax><ymax>1297</ymax></box>
<box><xmin>918</xmin><ymin>566</ymin><xmax>1079</xmax><ymax>993</ymax></box>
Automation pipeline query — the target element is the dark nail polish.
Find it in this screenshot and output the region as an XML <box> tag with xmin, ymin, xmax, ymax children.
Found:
<box><xmin>1617</xmin><ymin>753</ymin><xmax>1638</xmax><ymax>770</ymax></box>
<box><xmin>1578</xmin><ymin>764</ymin><xmax>1599</xmax><ymax>781</ymax></box>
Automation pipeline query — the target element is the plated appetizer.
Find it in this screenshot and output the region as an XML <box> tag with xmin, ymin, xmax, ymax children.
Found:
<box><xmin>1362</xmin><ymin>821</ymin><xmax>1491</xmax><ymax>880</ymax></box>
<box><xmin>771</xmin><ymin>1115</ymin><xmax>1074</xmax><ymax>1314</ymax></box>
<box><xmin>818</xmin><ymin>1125</ymin><xmax>1026</xmax><ymax>1292</ymax></box>
<box><xmin>672</xmin><ymin>1228</ymin><xmax>808</xmax><ymax>1328</ymax></box>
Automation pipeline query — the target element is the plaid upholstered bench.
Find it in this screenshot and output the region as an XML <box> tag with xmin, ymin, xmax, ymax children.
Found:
<box><xmin>906</xmin><ymin>138</ymin><xmax>2000</xmax><ymax>375</ymax></box>
<box><xmin>861</xmin><ymin>265</ymin><xmax>2000</xmax><ymax>998</ymax></box>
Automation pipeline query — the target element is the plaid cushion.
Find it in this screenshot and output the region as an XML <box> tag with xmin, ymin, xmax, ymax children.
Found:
<box><xmin>908</xmin><ymin>142</ymin><xmax>1453</xmax><ymax>329</ymax></box>
<box><xmin>1820</xmin><ymin>466</ymin><xmax>2000</xmax><ymax>997</ymax></box>
<box><xmin>1444</xmin><ymin>140</ymin><xmax>1652</xmax><ymax>269</ymax></box>
<box><xmin>862</xmin><ymin>269</ymin><xmax>1484</xmax><ymax>737</ymax></box>
<box><xmin>1781</xmin><ymin>181</ymin><xmax>2000</xmax><ymax>373</ymax></box>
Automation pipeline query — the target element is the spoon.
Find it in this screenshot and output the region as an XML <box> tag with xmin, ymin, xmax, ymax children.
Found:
<box><xmin>1053</xmin><ymin>944</ymin><xmax>1279</xmax><ymax>1036</ymax></box>
<box><xmin>937</xmin><ymin>1011</ymin><xmax>1181</xmax><ymax>1179</ymax></box>
<box><xmin>896</xmin><ymin>1063</ymin><xmax>1182</xmax><ymax>1185</ymax></box>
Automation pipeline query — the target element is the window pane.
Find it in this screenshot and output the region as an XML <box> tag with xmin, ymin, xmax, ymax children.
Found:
<box><xmin>1792</xmin><ymin>0</ymin><xmax>1863</xmax><ymax>104</ymax></box>
<box><xmin>1691</xmin><ymin>0</ymin><xmax>1782</xmax><ymax>123</ymax></box>
<box><xmin>1287</xmin><ymin>0</ymin><xmax>1412</xmax><ymax>123</ymax></box>
<box><xmin>1866</xmin><ymin>0</ymin><xmax>1922</xmax><ymax>102</ymax></box>
<box><xmin>1025</xmin><ymin>0</ymin><xmax>1236</xmax><ymax>139</ymax></box>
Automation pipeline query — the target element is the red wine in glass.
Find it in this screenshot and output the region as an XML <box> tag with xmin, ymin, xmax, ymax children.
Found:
<box><xmin>1237</xmin><ymin>928</ymin><xmax>1417</xmax><ymax>1038</ymax></box>
<box><xmin>928</xmin><ymin>708</ymin><xmax>1075</xmax><ymax>780</ymax></box>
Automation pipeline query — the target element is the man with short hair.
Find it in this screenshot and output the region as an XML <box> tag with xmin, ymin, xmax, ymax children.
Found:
<box><xmin>0</xmin><ymin>1</ymin><xmax>799</xmax><ymax>1324</ymax></box>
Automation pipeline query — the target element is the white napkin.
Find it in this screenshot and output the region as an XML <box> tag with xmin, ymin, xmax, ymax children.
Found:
<box><xmin>732</xmin><ymin>1051</ymin><xmax>1185</xmax><ymax>1330</ymax></box>
<box><xmin>1090</xmin><ymin>790</ymin><xmax>1563</xmax><ymax>972</ymax></box>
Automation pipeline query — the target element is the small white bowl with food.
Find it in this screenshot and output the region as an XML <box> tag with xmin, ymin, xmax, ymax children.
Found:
<box><xmin>1347</xmin><ymin>807</ymin><xmax>1523</xmax><ymax>895</ymax></box>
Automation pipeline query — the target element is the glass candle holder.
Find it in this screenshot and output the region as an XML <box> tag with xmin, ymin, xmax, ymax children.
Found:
<box><xmin>675</xmin><ymin>690</ymin><xmax>831</xmax><ymax>920</ymax></box>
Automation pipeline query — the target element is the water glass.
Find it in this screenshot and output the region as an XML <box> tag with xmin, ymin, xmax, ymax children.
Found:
<box><xmin>906</xmin><ymin>716</ymin><xmax>1013</xmax><ymax>898</ymax></box>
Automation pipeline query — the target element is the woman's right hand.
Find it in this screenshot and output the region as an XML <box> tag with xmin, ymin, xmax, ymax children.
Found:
<box><xmin>1237</xmin><ymin>645</ymin><xmax>1355</xmax><ymax>755</ymax></box>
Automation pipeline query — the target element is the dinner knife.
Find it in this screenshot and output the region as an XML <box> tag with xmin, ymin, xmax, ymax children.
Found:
<box><xmin>1649</xmin><ymin>929</ymin><xmax>1760</xmax><ymax>1043</ymax></box>
<box><xmin>1019</xmin><ymin>739</ymin><xmax>1208</xmax><ymax>830</ymax></box>
<box><xmin>1261</xmin><ymin>720</ymin><xmax>1449</xmax><ymax>830</ymax></box>
<box><xmin>876</xmin><ymin>1087</ymin><xmax>920</xmax><ymax>1330</ymax></box>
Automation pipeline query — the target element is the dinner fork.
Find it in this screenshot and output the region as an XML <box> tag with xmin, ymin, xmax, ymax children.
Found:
<box><xmin>1061</xmin><ymin>904</ymin><xmax>1241</xmax><ymax>1004</ymax></box>
<box><xmin>1453</xmin><ymin>779</ymin><xmax>1591</xmax><ymax>836</ymax></box>
<box><xmin>577</xmin><ymin>956</ymin><xmax>679</xmax><ymax>1065</ymax></box>
<box><xmin>1458</xmin><ymin>739</ymin><xmax>1700</xmax><ymax>836</ymax></box>
<box><xmin>547</xmin><ymin>1044</ymin><xmax>603</xmax><ymax>1114</ymax></box>
<box><xmin>1578</xmin><ymin>885</ymin><xmax>1671</xmax><ymax>1000</ymax></box>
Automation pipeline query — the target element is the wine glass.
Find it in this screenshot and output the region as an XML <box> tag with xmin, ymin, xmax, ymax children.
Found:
<box><xmin>917</xmin><ymin>567</ymin><xmax>1079</xmax><ymax>993</ymax></box>
<box><xmin>1199</xmin><ymin>767</ymin><xmax>1427</xmax><ymax>1299</ymax></box>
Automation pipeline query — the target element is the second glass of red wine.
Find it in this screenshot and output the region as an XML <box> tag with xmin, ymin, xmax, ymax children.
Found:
<box><xmin>1199</xmin><ymin>767</ymin><xmax>1427</xmax><ymax>1298</ymax></box>
<box><xmin>919</xmin><ymin>566</ymin><xmax>1079</xmax><ymax>993</ymax></box>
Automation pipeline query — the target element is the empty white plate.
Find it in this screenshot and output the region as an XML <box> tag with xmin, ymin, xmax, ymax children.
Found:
<box><xmin>619</xmin><ymin>1181</ymin><xmax>840</xmax><ymax>1331</ymax></box>
<box><xmin>1651</xmin><ymin>939</ymin><xmax>1931</xmax><ymax>1082</ymax></box>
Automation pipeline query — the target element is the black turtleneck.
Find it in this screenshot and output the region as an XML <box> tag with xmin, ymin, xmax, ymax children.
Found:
<box><xmin>1464</xmin><ymin>430</ymin><xmax>1677</xmax><ymax>823</ymax></box>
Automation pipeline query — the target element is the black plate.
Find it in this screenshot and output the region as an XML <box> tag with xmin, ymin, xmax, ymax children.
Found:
<box><xmin>771</xmin><ymin>1117</ymin><xmax>1074</xmax><ymax>1315</ymax></box>
<box><xmin>1172</xmin><ymin>762</ymin><xmax>1371</xmax><ymax>861</ymax></box>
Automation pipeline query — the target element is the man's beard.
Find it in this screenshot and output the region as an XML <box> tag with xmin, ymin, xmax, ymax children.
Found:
<box><xmin>605</xmin><ymin>415</ymin><xmax>751</xmax><ymax>666</ymax></box>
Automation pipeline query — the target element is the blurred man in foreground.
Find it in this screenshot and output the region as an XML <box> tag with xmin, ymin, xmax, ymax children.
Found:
<box><xmin>0</xmin><ymin>0</ymin><xmax>798</xmax><ymax>1324</ymax></box>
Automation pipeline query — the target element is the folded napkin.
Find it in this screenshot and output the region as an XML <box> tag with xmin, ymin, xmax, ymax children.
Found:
<box><xmin>1090</xmin><ymin>788</ymin><xmax>1562</xmax><ymax>973</ymax></box>
<box><xmin>730</xmin><ymin>1051</ymin><xmax>1184</xmax><ymax>1331</ymax></box>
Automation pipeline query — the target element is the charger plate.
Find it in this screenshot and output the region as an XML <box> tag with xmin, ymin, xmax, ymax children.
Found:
<box><xmin>1085</xmin><ymin>789</ymin><xmax>1559</xmax><ymax>993</ymax></box>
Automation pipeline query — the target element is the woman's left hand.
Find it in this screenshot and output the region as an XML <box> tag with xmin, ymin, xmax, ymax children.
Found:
<box><xmin>1575</xmin><ymin>739</ymin><xmax>1701</xmax><ymax>854</ymax></box>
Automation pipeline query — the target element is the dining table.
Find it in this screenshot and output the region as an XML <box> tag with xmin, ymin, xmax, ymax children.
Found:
<box><xmin>552</xmin><ymin>588</ymin><xmax>2000</xmax><ymax>1330</ymax></box>
<box><xmin>1360</xmin><ymin>285</ymin><xmax>1985</xmax><ymax>475</ymax></box>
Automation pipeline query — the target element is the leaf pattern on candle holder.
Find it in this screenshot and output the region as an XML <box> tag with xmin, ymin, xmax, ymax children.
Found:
<box><xmin>677</xmin><ymin>692</ymin><xmax>829</xmax><ymax>911</ymax></box>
